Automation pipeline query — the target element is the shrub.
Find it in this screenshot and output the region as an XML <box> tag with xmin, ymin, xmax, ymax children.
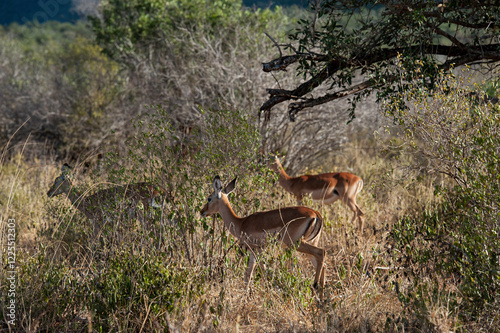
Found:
<box><xmin>90</xmin><ymin>0</ymin><xmax>285</xmax><ymax>61</ymax></box>
<box><xmin>84</xmin><ymin>251</ymin><xmax>205</xmax><ymax>331</ymax></box>
<box><xmin>102</xmin><ymin>104</ymin><xmax>276</xmax><ymax>264</ymax></box>
<box><xmin>56</xmin><ymin>37</ymin><xmax>123</xmax><ymax>155</ymax></box>
<box><xmin>383</xmin><ymin>65</ymin><xmax>500</xmax><ymax>326</ymax></box>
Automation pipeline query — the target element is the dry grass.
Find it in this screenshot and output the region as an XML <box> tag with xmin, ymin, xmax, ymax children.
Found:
<box><xmin>0</xmin><ymin>136</ymin><xmax>458</xmax><ymax>332</ymax></box>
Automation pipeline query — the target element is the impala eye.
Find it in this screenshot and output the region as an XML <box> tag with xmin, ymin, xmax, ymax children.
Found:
<box><xmin>207</xmin><ymin>197</ymin><xmax>212</xmax><ymax>203</ymax></box>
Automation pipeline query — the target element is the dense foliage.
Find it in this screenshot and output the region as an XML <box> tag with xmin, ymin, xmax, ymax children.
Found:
<box><xmin>90</xmin><ymin>0</ymin><xmax>281</xmax><ymax>61</ymax></box>
<box><xmin>0</xmin><ymin>22</ymin><xmax>124</xmax><ymax>157</ymax></box>
<box><xmin>384</xmin><ymin>66</ymin><xmax>500</xmax><ymax>327</ymax></box>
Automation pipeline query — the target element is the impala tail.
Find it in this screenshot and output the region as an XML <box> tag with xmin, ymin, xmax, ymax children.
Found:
<box><xmin>303</xmin><ymin>213</ymin><xmax>323</xmax><ymax>244</ymax></box>
<box><xmin>356</xmin><ymin>179</ymin><xmax>364</xmax><ymax>195</ymax></box>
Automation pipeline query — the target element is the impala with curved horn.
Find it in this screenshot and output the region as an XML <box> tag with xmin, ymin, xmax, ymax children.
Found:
<box><xmin>200</xmin><ymin>176</ymin><xmax>326</xmax><ymax>290</ymax></box>
<box><xmin>47</xmin><ymin>164</ymin><xmax>166</xmax><ymax>230</ymax></box>
<box><xmin>272</xmin><ymin>156</ymin><xmax>365</xmax><ymax>233</ymax></box>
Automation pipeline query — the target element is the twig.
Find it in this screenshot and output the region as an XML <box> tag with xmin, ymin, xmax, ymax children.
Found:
<box><xmin>265</xmin><ymin>32</ymin><xmax>282</xmax><ymax>58</ymax></box>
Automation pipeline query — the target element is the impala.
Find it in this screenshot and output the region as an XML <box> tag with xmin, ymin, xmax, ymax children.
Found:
<box><xmin>272</xmin><ymin>156</ymin><xmax>365</xmax><ymax>233</ymax></box>
<box><xmin>200</xmin><ymin>176</ymin><xmax>326</xmax><ymax>290</ymax></box>
<box><xmin>47</xmin><ymin>164</ymin><xmax>166</xmax><ymax>230</ymax></box>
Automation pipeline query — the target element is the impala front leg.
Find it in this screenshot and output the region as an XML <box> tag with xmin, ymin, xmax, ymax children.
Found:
<box><xmin>295</xmin><ymin>193</ymin><xmax>304</xmax><ymax>205</ymax></box>
<box><xmin>244</xmin><ymin>252</ymin><xmax>257</xmax><ymax>289</ymax></box>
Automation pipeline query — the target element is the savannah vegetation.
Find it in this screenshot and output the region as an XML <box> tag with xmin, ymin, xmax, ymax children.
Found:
<box><xmin>0</xmin><ymin>0</ymin><xmax>499</xmax><ymax>331</ymax></box>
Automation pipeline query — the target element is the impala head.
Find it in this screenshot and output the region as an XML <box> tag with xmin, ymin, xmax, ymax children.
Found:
<box><xmin>271</xmin><ymin>155</ymin><xmax>285</xmax><ymax>174</ymax></box>
<box><xmin>47</xmin><ymin>164</ymin><xmax>73</xmax><ymax>198</ymax></box>
<box><xmin>200</xmin><ymin>176</ymin><xmax>236</xmax><ymax>217</ymax></box>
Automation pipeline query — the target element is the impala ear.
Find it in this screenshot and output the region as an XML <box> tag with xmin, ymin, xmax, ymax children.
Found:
<box><xmin>223</xmin><ymin>177</ymin><xmax>237</xmax><ymax>195</ymax></box>
<box><xmin>61</xmin><ymin>163</ymin><xmax>71</xmax><ymax>173</ymax></box>
<box><xmin>61</xmin><ymin>163</ymin><xmax>72</xmax><ymax>179</ymax></box>
<box><xmin>271</xmin><ymin>155</ymin><xmax>282</xmax><ymax>173</ymax></box>
<box><xmin>213</xmin><ymin>176</ymin><xmax>223</xmax><ymax>198</ymax></box>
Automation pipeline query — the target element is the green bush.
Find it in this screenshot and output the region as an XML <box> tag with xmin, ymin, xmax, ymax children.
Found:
<box><xmin>102</xmin><ymin>104</ymin><xmax>275</xmax><ymax>265</ymax></box>
<box><xmin>384</xmin><ymin>66</ymin><xmax>500</xmax><ymax>326</ymax></box>
<box><xmin>85</xmin><ymin>251</ymin><xmax>205</xmax><ymax>331</ymax></box>
<box><xmin>56</xmin><ymin>37</ymin><xmax>124</xmax><ymax>155</ymax></box>
<box><xmin>0</xmin><ymin>251</ymin><xmax>82</xmax><ymax>331</ymax></box>
<box><xmin>90</xmin><ymin>0</ymin><xmax>285</xmax><ymax>61</ymax></box>
<box><xmin>0</xmin><ymin>22</ymin><xmax>124</xmax><ymax>157</ymax></box>
<box><xmin>1</xmin><ymin>250</ymin><xmax>204</xmax><ymax>332</ymax></box>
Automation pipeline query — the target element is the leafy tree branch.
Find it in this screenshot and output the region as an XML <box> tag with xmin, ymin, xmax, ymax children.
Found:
<box><xmin>260</xmin><ymin>0</ymin><xmax>500</xmax><ymax>121</ymax></box>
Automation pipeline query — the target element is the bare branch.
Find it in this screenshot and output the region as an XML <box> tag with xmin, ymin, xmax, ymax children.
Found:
<box><xmin>288</xmin><ymin>80</ymin><xmax>374</xmax><ymax>121</ymax></box>
<box><xmin>310</xmin><ymin>0</ymin><xmax>321</xmax><ymax>42</ymax></box>
<box><xmin>261</xmin><ymin>43</ymin><xmax>500</xmax><ymax>113</ymax></box>
<box><xmin>262</xmin><ymin>53</ymin><xmax>328</xmax><ymax>72</ymax></box>
<box><xmin>426</xmin><ymin>21</ymin><xmax>465</xmax><ymax>49</ymax></box>
<box><xmin>264</xmin><ymin>32</ymin><xmax>283</xmax><ymax>58</ymax></box>
<box><xmin>423</xmin><ymin>11</ymin><xmax>499</xmax><ymax>29</ymax></box>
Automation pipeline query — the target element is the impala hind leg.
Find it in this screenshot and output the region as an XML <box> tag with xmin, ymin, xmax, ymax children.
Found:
<box><xmin>244</xmin><ymin>252</ymin><xmax>257</xmax><ymax>289</ymax></box>
<box><xmin>310</xmin><ymin>237</ymin><xmax>326</xmax><ymax>287</ymax></box>
<box><xmin>357</xmin><ymin>208</ymin><xmax>365</xmax><ymax>234</ymax></box>
<box><xmin>346</xmin><ymin>199</ymin><xmax>365</xmax><ymax>234</ymax></box>
<box><xmin>297</xmin><ymin>240</ymin><xmax>326</xmax><ymax>289</ymax></box>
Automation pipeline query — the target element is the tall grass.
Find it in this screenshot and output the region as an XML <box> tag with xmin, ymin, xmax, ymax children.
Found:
<box><xmin>0</xmin><ymin>106</ymin><xmax>454</xmax><ymax>332</ymax></box>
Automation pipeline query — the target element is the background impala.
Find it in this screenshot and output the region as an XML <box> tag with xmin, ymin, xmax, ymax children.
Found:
<box><xmin>47</xmin><ymin>164</ymin><xmax>166</xmax><ymax>233</ymax></box>
<box><xmin>272</xmin><ymin>156</ymin><xmax>365</xmax><ymax>233</ymax></box>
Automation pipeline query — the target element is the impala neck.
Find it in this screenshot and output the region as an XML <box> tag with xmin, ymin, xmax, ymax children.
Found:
<box><xmin>218</xmin><ymin>195</ymin><xmax>243</xmax><ymax>238</ymax></box>
<box><xmin>275</xmin><ymin>160</ymin><xmax>294</xmax><ymax>191</ymax></box>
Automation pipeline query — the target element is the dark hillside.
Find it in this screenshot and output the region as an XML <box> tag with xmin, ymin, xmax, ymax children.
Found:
<box><xmin>0</xmin><ymin>0</ymin><xmax>80</xmax><ymax>25</ymax></box>
<box><xmin>0</xmin><ymin>0</ymin><xmax>305</xmax><ymax>26</ymax></box>
<box><xmin>242</xmin><ymin>0</ymin><xmax>306</xmax><ymax>8</ymax></box>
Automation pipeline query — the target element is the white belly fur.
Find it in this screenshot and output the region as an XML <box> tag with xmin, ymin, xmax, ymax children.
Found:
<box><xmin>310</xmin><ymin>188</ymin><xmax>339</xmax><ymax>204</ymax></box>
